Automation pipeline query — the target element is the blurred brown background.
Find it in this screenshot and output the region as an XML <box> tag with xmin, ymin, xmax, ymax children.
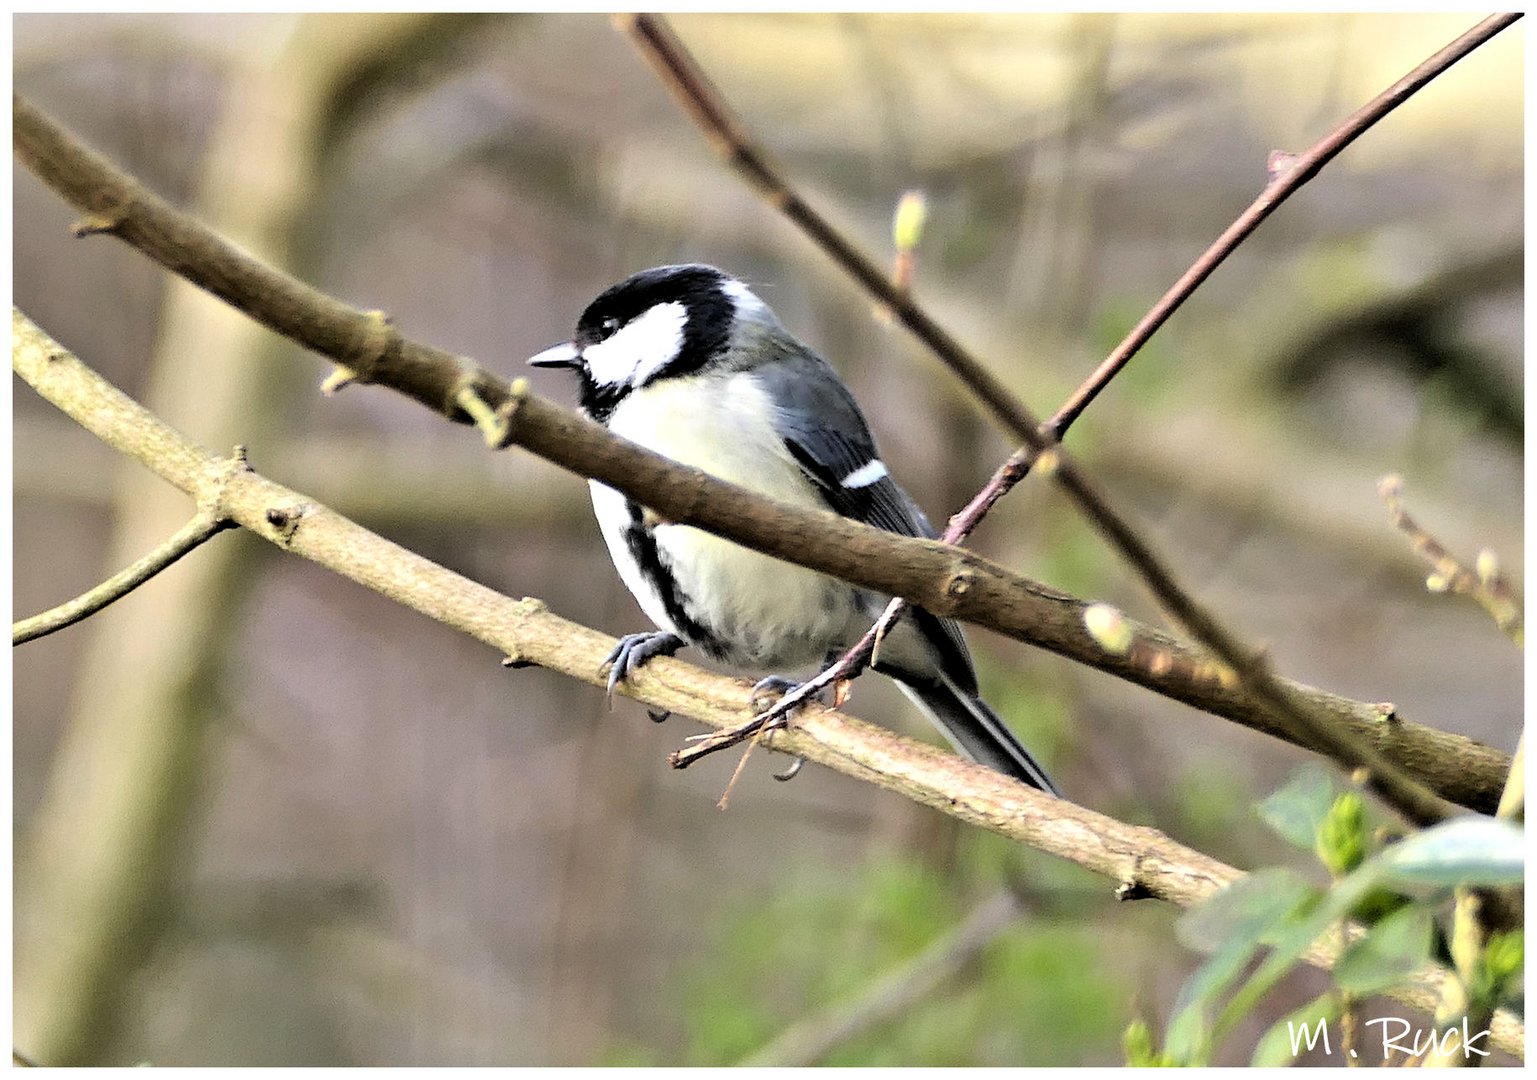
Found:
<box><xmin>13</xmin><ymin>12</ymin><xmax>1522</xmax><ymax>1066</ymax></box>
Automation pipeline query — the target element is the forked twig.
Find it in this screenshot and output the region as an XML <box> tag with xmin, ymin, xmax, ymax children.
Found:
<box><xmin>1379</xmin><ymin>474</ymin><xmax>1523</xmax><ymax>646</ymax></box>
<box><xmin>626</xmin><ymin>12</ymin><xmax>1519</xmax><ymax>826</ymax></box>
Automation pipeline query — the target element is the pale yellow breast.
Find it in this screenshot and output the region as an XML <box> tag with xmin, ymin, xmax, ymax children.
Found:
<box><xmin>607</xmin><ymin>372</ymin><xmax>810</xmax><ymax>500</ymax></box>
<box><xmin>601</xmin><ymin>372</ymin><xmax>858</xmax><ymax>670</ymax></box>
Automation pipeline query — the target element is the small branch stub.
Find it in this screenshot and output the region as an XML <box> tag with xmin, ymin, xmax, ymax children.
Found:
<box><xmin>945</xmin><ymin>567</ymin><xmax>975</xmax><ymax>599</ymax></box>
<box><xmin>453</xmin><ymin>377</ymin><xmax>525</xmax><ymax>449</ymax></box>
<box><xmin>490</xmin><ymin>378</ymin><xmax>530</xmax><ymax>449</ymax></box>
<box><xmin>1266</xmin><ymin>149</ymin><xmax>1302</xmax><ymax>184</ymax></box>
<box><xmin>70</xmin><ymin>212</ymin><xmax>123</xmax><ymax>238</ymax></box>
<box><xmin>336</xmin><ymin>309</ymin><xmax>397</xmax><ymax>387</ymax></box>
<box><xmin>69</xmin><ymin>195</ymin><xmax>130</xmax><ymax>238</ymax></box>
<box><xmin>319</xmin><ymin>365</ymin><xmax>357</xmax><ymax>395</ymax></box>
<box><xmin>1116</xmin><ymin>878</ymin><xmax>1155</xmax><ymax>902</ymax></box>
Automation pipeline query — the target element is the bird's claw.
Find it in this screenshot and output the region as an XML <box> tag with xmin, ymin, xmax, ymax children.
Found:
<box><xmin>773</xmin><ymin>755</ymin><xmax>806</xmax><ymax>782</ymax></box>
<box><xmin>752</xmin><ymin>675</ymin><xmax>821</xmax><ymax>783</ymax></box>
<box><xmin>601</xmin><ymin>631</ymin><xmax>686</xmax><ymax>705</ymax></box>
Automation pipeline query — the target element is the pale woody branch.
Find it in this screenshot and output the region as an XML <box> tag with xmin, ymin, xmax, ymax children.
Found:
<box><xmin>11</xmin><ymin>309</ymin><xmax>1521</xmax><ymax>1057</ymax></box>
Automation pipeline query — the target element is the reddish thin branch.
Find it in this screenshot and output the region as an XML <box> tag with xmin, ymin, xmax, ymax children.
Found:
<box><xmin>1047</xmin><ymin>12</ymin><xmax>1523</xmax><ymax>439</ymax></box>
<box><xmin>620</xmin><ymin>13</ymin><xmax>1518</xmax><ymax>827</ymax></box>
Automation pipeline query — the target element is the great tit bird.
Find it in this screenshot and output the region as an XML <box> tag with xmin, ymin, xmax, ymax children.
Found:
<box><xmin>528</xmin><ymin>264</ymin><xmax>1058</xmax><ymax>795</ymax></box>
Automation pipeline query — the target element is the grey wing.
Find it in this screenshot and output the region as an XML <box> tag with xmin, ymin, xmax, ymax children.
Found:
<box><xmin>755</xmin><ymin>349</ymin><xmax>979</xmax><ymax>695</ymax></box>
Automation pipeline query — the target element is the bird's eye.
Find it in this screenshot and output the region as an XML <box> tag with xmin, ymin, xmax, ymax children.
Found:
<box><xmin>599</xmin><ymin>316</ymin><xmax>621</xmax><ymax>340</ymax></box>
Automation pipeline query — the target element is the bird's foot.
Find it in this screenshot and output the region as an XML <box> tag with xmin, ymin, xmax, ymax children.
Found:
<box><xmin>601</xmin><ymin>631</ymin><xmax>686</xmax><ymax>706</ymax></box>
<box><xmin>750</xmin><ymin>675</ymin><xmax>823</xmax><ymax>782</ymax></box>
<box><xmin>749</xmin><ymin>674</ymin><xmax>801</xmax><ymax>713</ymax></box>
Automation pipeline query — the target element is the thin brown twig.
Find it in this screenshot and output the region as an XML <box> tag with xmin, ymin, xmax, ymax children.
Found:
<box><xmin>1379</xmin><ymin>474</ymin><xmax>1523</xmax><ymax>646</ymax></box>
<box><xmin>616</xmin><ymin>13</ymin><xmax>1038</xmax><ymax>439</ymax></box>
<box><xmin>621</xmin><ymin>12</ymin><xmax>1519</xmax><ymax>826</ymax></box>
<box><xmin>11</xmin><ymin>94</ymin><xmax>1510</xmax><ymax>816</ymax></box>
<box><xmin>12</xmin><ymin>508</ymin><xmax>235</xmax><ymax>645</ymax></box>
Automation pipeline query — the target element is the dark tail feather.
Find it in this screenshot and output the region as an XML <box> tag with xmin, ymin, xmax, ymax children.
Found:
<box><xmin>896</xmin><ymin>676</ymin><xmax>1061</xmax><ymax>797</ymax></box>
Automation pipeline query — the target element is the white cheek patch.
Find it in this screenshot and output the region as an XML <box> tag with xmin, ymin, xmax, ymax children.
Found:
<box><xmin>840</xmin><ymin>459</ymin><xmax>889</xmax><ymax>488</ymax></box>
<box><xmin>582</xmin><ymin>301</ymin><xmax>688</xmax><ymax>388</ymax></box>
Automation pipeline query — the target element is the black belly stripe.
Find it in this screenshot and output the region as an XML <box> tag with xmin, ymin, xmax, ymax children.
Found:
<box><xmin>622</xmin><ymin>500</ymin><xmax>729</xmax><ymax>659</ymax></box>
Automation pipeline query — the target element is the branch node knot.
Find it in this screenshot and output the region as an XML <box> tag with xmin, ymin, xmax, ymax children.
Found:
<box><xmin>499</xmin><ymin>599</ymin><xmax>548</xmax><ymax>667</ymax></box>
<box><xmin>196</xmin><ymin>445</ymin><xmax>252</xmax><ymax>523</ymax></box>
<box><xmin>349</xmin><ymin>310</ymin><xmax>399</xmax><ymax>384</ymax></box>
<box><xmin>1116</xmin><ymin>877</ymin><xmax>1155</xmax><ymax>902</ymax></box>
<box><xmin>1266</xmin><ymin>148</ymin><xmax>1303</xmax><ymax>184</ymax></box>
<box><xmin>263</xmin><ymin>502</ymin><xmax>308</xmax><ymax>543</ymax></box>
<box><xmin>945</xmin><ymin>566</ymin><xmax>976</xmax><ymax>599</ymax></box>
<box><xmin>70</xmin><ymin>201</ymin><xmax>129</xmax><ymax>238</ymax></box>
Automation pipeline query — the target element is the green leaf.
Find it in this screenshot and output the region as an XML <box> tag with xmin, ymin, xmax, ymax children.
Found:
<box><xmin>1469</xmin><ymin>929</ymin><xmax>1525</xmax><ymax>1009</ymax></box>
<box><xmin>1346</xmin><ymin>885</ymin><xmax>1412</xmax><ymax>926</ymax></box>
<box><xmin>1207</xmin><ymin>820</ymin><xmax>1518</xmax><ymax>1050</ymax></box>
<box><xmin>1166</xmin><ymin>870</ymin><xmax>1316</xmax><ymax>1064</ymax></box>
<box><xmin>1176</xmin><ymin>814</ymin><xmax>1521</xmax><ymax>1065</ymax></box>
<box><xmin>1482</xmin><ymin>929</ymin><xmax>1525</xmax><ymax>984</ymax></box>
<box><xmin>1331</xmin><ymin>905</ymin><xmax>1435</xmax><ymax>994</ymax></box>
<box><xmin>1376</xmin><ymin>817</ymin><xmax>1525</xmax><ymax>889</ymax></box>
<box><xmin>1255</xmin><ymin>765</ymin><xmax>1336</xmax><ymax>850</ymax></box>
<box><xmin>1175</xmin><ymin>868</ymin><xmax>1315</xmax><ymax>955</ymax></box>
<box><xmin>1205</xmin><ymin>869</ymin><xmax>1385</xmax><ymax>1050</ymax></box>
<box><xmin>1251</xmin><ymin>992</ymin><xmax>1342</xmax><ymax>1067</ymax></box>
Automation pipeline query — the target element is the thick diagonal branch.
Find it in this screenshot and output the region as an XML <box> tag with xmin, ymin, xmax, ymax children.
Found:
<box><xmin>11</xmin><ymin>97</ymin><xmax>1508</xmax><ymax>816</ymax></box>
<box><xmin>12</xmin><ymin>310</ymin><xmax>1522</xmax><ymax>1057</ymax></box>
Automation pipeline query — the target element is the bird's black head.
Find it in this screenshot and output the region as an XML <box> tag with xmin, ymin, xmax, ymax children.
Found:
<box><xmin>528</xmin><ymin>263</ymin><xmax>759</xmax><ymax>422</ymax></box>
